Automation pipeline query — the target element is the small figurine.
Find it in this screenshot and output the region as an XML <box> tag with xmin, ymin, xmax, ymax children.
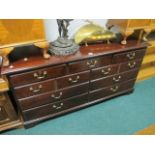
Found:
<box><xmin>49</xmin><ymin>19</ymin><xmax>79</xmax><ymax>56</ymax></box>
<box><xmin>57</xmin><ymin>19</ymin><xmax>73</xmax><ymax>38</ymax></box>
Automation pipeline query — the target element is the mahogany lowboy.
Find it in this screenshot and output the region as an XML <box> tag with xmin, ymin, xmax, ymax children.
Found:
<box><xmin>1</xmin><ymin>40</ymin><xmax>147</xmax><ymax>128</ymax></box>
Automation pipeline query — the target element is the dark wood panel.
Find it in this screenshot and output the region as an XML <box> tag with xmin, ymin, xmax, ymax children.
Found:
<box><xmin>14</xmin><ymin>79</ymin><xmax>55</xmax><ymax>99</ymax></box>
<box><xmin>0</xmin><ymin>93</ymin><xmax>19</xmax><ymax>130</ymax></box>
<box><xmin>19</xmin><ymin>82</ymin><xmax>89</xmax><ymax>111</ymax></box>
<box><xmin>68</xmin><ymin>55</ymin><xmax>112</xmax><ymax>73</ymax></box>
<box><xmin>89</xmin><ymin>79</ymin><xmax>135</xmax><ymax>102</ymax></box>
<box><xmin>112</xmin><ymin>49</ymin><xmax>146</xmax><ymax>63</ymax></box>
<box><xmin>90</xmin><ymin>69</ymin><xmax>139</xmax><ymax>91</ymax></box>
<box><xmin>91</xmin><ymin>64</ymin><xmax>119</xmax><ymax>80</ymax></box>
<box><xmin>0</xmin><ymin>105</ymin><xmax>9</xmax><ymax>122</ymax></box>
<box><xmin>57</xmin><ymin>71</ymin><xmax>90</xmax><ymax>89</ymax></box>
<box><xmin>9</xmin><ymin>64</ymin><xmax>66</xmax><ymax>87</ymax></box>
<box><xmin>23</xmin><ymin>93</ymin><xmax>88</xmax><ymax>121</ymax></box>
<box><xmin>119</xmin><ymin>59</ymin><xmax>143</xmax><ymax>72</ymax></box>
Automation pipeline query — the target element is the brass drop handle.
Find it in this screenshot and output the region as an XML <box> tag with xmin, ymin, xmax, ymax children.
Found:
<box><xmin>110</xmin><ymin>85</ymin><xmax>119</xmax><ymax>92</ymax></box>
<box><xmin>87</xmin><ymin>60</ymin><xmax>97</xmax><ymax>68</ymax></box>
<box><xmin>128</xmin><ymin>61</ymin><xmax>136</xmax><ymax>69</ymax></box>
<box><xmin>113</xmin><ymin>75</ymin><xmax>122</xmax><ymax>82</ymax></box>
<box><xmin>33</xmin><ymin>71</ymin><xmax>47</xmax><ymax>79</ymax></box>
<box><xmin>0</xmin><ymin>107</ymin><xmax>1</xmax><ymax>111</ymax></box>
<box><xmin>51</xmin><ymin>92</ymin><xmax>63</xmax><ymax>99</ymax></box>
<box><xmin>52</xmin><ymin>103</ymin><xmax>64</xmax><ymax>110</ymax></box>
<box><xmin>126</xmin><ymin>52</ymin><xmax>136</xmax><ymax>60</ymax></box>
<box><xmin>101</xmin><ymin>67</ymin><xmax>111</xmax><ymax>75</ymax></box>
<box><xmin>29</xmin><ymin>85</ymin><xmax>42</xmax><ymax>93</ymax></box>
<box><xmin>68</xmin><ymin>75</ymin><xmax>80</xmax><ymax>83</ymax></box>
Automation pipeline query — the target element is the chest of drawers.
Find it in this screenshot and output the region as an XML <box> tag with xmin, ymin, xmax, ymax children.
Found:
<box><xmin>1</xmin><ymin>40</ymin><xmax>147</xmax><ymax>128</ymax></box>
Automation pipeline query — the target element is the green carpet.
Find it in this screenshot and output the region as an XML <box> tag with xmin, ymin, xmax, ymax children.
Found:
<box><xmin>2</xmin><ymin>77</ymin><xmax>155</xmax><ymax>135</ymax></box>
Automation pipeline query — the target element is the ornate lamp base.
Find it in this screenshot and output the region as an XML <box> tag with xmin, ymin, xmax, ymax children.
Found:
<box><xmin>49</xmin><ymin>37</ymin><xmax>79</xmax><ymax>56</ymax></box>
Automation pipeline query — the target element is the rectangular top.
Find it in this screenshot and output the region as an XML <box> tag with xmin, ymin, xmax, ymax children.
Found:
<box><xmin>1</xmin><ymin>40</ymin><xmax>148</xmax><ymax>75</ymax></box>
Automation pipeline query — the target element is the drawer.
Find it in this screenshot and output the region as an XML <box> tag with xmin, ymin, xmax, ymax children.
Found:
<box><xmin>19</xmin><ymin>82</ymin><xmax>89</xmax><ymax>111</ymax></box>
<box><xmin>23</xmin><ymin>93</ymin><xmax>88</xmax><ymax>121</ymax></box>
<box><xmin>0</xmin><ymin>105</ymin><xmax>9</xmax><ymax>123</ymax></box>
<box><xmin>90</xmin><ymin>69</ymin><xmax>138</xmax><ymax>91</ymax></box>
<box><xmin>14</xmin><ymin>79</ymin><xmax>55</xmax><ymax>99</ymax></box>
<box><xmin>9</xmin><ymin>64</ymin><xmax>66</xmax><ymax>87</ymax></box>
<box><xmin>89</xmin><ymin>79</ymin><xmax>135</xmax><ymax>102</ymax></box>
<box><xmin>113</xmin><ymin>49</ymin><xmax>146</xmax><ymax>63</ymax></box>
<box><xmin>119</xmin><ymin>59</ymin><xmax>142</xmax><ymax>73</ymax></box>
<box><xmin>57</xmin><ymin>71</ymin><xmax>90</xmax><ymax>89</ymax></box>
<box><xmin>91</xmin><ymin>64</ymin><xmax>119</xmax><ymax>80</ymax></box>
<box><xmin>68</xmin><ymin>55</ymin><xmax>112</xmax><ymax>73</ymax></box>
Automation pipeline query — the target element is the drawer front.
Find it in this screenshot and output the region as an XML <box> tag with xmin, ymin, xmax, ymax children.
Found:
<box><xmin>90</xmin><ymin>69</ymin><xmax>138</xmax><ymax>91</ymax></box>
<box><xmin>68</xmin><ymin>55</ymin><xmax>112</xmax><ymax>73</ymax></box>
<box><xmin>91</xmin><ymin>64</ymin><xmax>119</xmax><ymax>80</ymax></box>
<box><xmin>57</xmin><ymin>71</ymin><xmax>90</xmax><ymax>89</ymax></box>
<box><xmin>0</xmin><ymin>105</ymin><xmax>9</xmax><ymax>123</ymax></box>
<box><xmin>119</xmin><ymin>59</ymin><xmax>142</xmax><ymax>73</ymax></box>
<box><xmin>19</xmin><ymin>82</ymin><xmax>89</xmax><ymax>111</ymax></box>
<box><xmin>9</xmin><ymin>64</ymin><xmax>66</xmax><ymax>87</ymax></box>
<box><xmin>23</xmin><ymin>93</ymin><xmax>88</xmax><ymax>121</ymax></box>
<box><xmin>113</xmin><ymin>49</ymin><xmax>146</xmax><ymax>63</ymax></box>
<box><xmin>89</xmin><ymin>79</ymin><xmax>135</xmax><ymax>102</ymax></box>
<box><xmin>14</xmin><ymin>79</ymin><xmax>55</xmax><ymax>99</ymax></box>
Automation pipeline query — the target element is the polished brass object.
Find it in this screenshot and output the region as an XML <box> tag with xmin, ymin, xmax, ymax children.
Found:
<box><xmin>126</xmin><ymin>52</ymin><xmax>136</xmax><ymax>60</ymax></box>
<box><xmin>74</xmin><ymin>20</ymin><xmax>116</xmax><ymax>45</ymax></box>
<box><xmin>101</xmin><ymin>67</ymin><xmax>111</xmax><ymax>75</ymax></box>
<box><xmin>68</xmin><ymin>76</ymin><xmax>80</xmax><ymax>83</ymax></box>
<box><xmin>33</xmin><ymin>71</ymin><xmax>47</xmax><ymax>80</ymax></box>
<box><xmin>29</xmin><ymin>85</ymin><xmax>42</xmax><ymax>93</ymax></box>
<box><xmin>51</xmin><ymin>92</ymin><xmax>63</xmax><ymax>99</ymax></box>
<box><xmin>110</xmin><ymin>85</ymin><xmax>119</xmax><ymax>92</ymax></box>
<box><xmin>113</xmin><ymin>75</ymin><xmax>122</xmax><ymax>82</ymax></box>
<box><xmin>128</xmin><ymin>62</ymin><xmax>136</xmax><ymax>69</ymax></box>
<box><xmin>87</xmin><ymin>60</ymin><xmax>97</xmax><ymax>68</ymax></box>
<box><xmin>52</xmin><ymin>103</ymin><xmax>64</xmax><ymax>110</ymax></box>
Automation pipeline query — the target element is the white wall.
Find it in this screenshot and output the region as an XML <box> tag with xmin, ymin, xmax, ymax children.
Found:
<box><xmin>44</xmin><ymin>19</ymin><xmax>107</xmax><ymax>42</ymax></box>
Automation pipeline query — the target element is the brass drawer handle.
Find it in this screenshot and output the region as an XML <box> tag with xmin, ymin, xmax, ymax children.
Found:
<box><xmin>33</xmin><ymin>71</ymin><xmax>47</xmax><ymax>80</ymax></box>
<box><xmin>51</xmin><ymin>92</ymin><xmax>63</xmax><ymax>99</ymax></box>
<box><xmin>87</xmin><ymin>60</ymin><xmax>97</xmax><ymax>68</ymax></box>
<box><xmin>113</xmin><ymin>75</ymin><xmax>122</xmax><ymax>82</ymax></box>
<box><xmin>101</xmin><ymin>67</ymin><xmax>111</xmax><ymax>75</ymax></box>
<box><xmin>52</xmin><ymin>103</ymin><xmax>64</xmax><ymax>110</ymax></box>
<box><xmin>68</xmin><ymin>75</ymin><xmax>80</xmax><ymax>83</ymax></box>
<box><xmin>110</xmin><ymin>85</ymin><xmax>119</xmax><ymax>92</ymax></box>
<box><xmin>29</xmin><ymin>85</ymin><xmax>42</xmax><ymax>93</ymax></box>
<box><xmin>128</xmin><ymin>61</ymin><xmax>136</xmax><ymax>69</ymax></box>
<box><xmin>126</xmin><ymin>52</ymin><xmax>136</xmax><ymax>60</ymax></box>
<box><xmin>0</xmin><ymin>107</ymin><xmax>1</xmax><ymax>111</ymax></box>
